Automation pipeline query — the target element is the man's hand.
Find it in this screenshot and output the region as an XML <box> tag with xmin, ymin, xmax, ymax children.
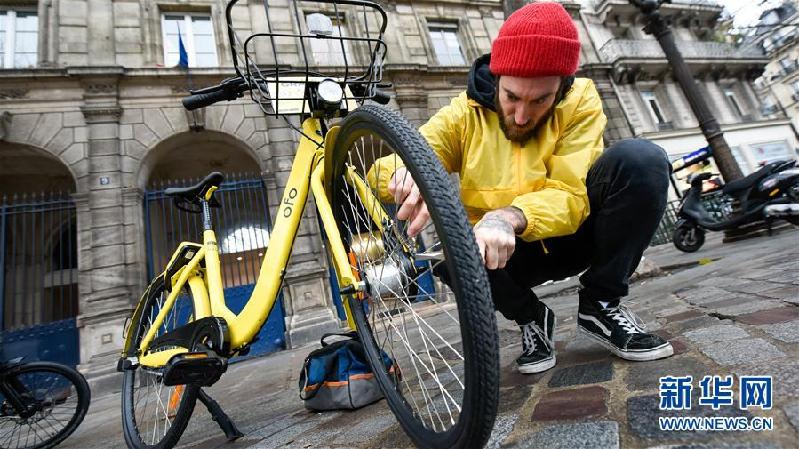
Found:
<box><xmin>388</xmin><ymin>167</ymin><xmax>430</xmax><ymax>237</ymax></box>
<box><xmin>474</xmin><ymin>208</ymin><xmax>527</xmax><ymax>270</ymax></box>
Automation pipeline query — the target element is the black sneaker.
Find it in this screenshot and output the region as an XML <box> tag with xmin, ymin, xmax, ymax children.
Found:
<box><xmin>577</xmin><ymin>300</ymin><xmax>673</xmax><ymax>361</ymax></box>
<box><xmin>516</xmin><ymin>304</ymin><xmax>557</xmax><ymax>374</ymax></box>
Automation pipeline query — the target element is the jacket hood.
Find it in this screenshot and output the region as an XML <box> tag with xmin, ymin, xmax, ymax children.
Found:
<box><xmin>467</xmin><ymin>53</ymin><xmax>496</xmax><ymax>111</ymax></box>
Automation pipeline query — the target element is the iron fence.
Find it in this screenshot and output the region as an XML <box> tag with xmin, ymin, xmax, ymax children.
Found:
<box><xmin>1</xmin><ymin>192</ymin><xmax>78</xmax><ymax>331</ymax></box>
<box><xmin>650</xmin><ymin>190</ymin><xmax>731</xmax><ymax>246</ymax></box>
<box><xmin>0</xmin><ymin>191</ymin><xmax>79</xmax><ymax>366</ymax></box>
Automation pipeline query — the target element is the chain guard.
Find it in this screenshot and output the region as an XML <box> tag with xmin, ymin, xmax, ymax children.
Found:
<box><xmin>149</xmin><ymin>317</ymin><xmax>230</xmax><ymax>357</ymax></box>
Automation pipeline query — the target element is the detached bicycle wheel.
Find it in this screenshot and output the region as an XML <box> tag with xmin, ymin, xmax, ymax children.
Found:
<box><xmin>328</xmin><ymin>104</ymin><xmax>499</xmax><ymax>448</ymax></box>
<box><xmin>0</xmin><ymin>362</ymin><xmax>90</xmax><ymax>449</ymax></box>
<box><xmin>121</xmin><ymin>277</ymin><xmax>199</xmax><ymax>449</ymax></box>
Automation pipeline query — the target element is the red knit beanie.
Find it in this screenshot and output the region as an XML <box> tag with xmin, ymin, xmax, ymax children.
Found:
<box><xmin>490</xmin><ymin>2</ymin><xmax>581</xmax><ymax>77</ymax></box>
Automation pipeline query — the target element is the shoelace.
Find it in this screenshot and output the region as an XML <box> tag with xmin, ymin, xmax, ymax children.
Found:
<box><xmin>520</xmin><ymin>322</ymin><xmax>551</xmax><ymax>355</ymax></box>
<box><xmin>604</xmin><ymin>304</ymin><xmax>647</xmax><ymax>334</ymax></box>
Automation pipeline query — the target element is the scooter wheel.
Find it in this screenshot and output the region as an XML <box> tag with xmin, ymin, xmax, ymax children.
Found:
<box><xmin>673</xmin><ymin>224</ymin><xmax>705</xmax><ymax>253</ymax></box>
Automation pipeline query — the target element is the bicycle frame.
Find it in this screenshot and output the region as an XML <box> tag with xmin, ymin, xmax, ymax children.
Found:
<box><xmin>130</xmin><ymin>117</ymin><xmax>390</xmax><ymax>369</ymax></box>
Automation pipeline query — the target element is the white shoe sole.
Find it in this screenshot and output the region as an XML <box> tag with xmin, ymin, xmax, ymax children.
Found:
<box><xmin>517</xmin><ymin>355</ymin><xmax>557</xmax><ymax>374</ymax></box>
<box><xmin>578</xmin><ymin>326</ymin><xmax>674</xmax><ymax>361</ymax></box>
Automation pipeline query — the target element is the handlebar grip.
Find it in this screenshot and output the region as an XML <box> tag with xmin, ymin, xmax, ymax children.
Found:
<box><xmin>182</xmin><ymin>89</ymin><xmax>238</xmax><ymax>110</ymax></box>
<box><xmin>372</xmin><ymin>89</ymin><xmax>391</xmax><ymax>105</ymax></box>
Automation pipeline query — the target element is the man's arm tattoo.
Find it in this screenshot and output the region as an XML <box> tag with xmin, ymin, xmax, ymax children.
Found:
<box><xmin>480</xmin><ymin>207</ymin><xmax>527</xmax><ymax>235</ymax></box>
<box><xmin>475</xmin><ymin>217</ymin><xmax>515</xmax><ymax>235</ymax></box>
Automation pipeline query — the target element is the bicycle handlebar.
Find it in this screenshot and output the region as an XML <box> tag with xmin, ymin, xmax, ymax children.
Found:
<box><xmin>372</xmin><ymin>89</ymin><xmax>391</xmax><ymax>105</ymax></box>
<box><xmin>183</xmin><ymin>89</ymin><xmax>241</xmax><ymax>110</ymax></box>
<box><xmin>182</xmin><ymin>77</ymin><xmax>249</xmax><ymax>110</ymax></box>
<box><xmin>182</xmin><ymin>77</ymin><xmax>392</xmax><ymax>110</ymax></box>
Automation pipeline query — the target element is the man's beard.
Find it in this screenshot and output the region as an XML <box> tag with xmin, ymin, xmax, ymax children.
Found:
<box><xmin>495</xmin><ymin>96</ymin><xmax>556</xmax><ymax>144</ymax></box>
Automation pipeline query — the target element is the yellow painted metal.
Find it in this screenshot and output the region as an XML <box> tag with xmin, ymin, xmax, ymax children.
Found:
<box><xmin>204</xmin><ymin>185</ymin><xmax>219</xmax><ymax>201</ymax></box>
<box><xmin>202</xmin><ymin>230</ymin><xmax>236</xmax><ymax>324</ymax></box>
<box><xmin>310</xmin><ymin>163</ymin><xmax>361</xmax><ymax>329</ymax></box>
<box><xmin>345</xmin><ymin>167</ymin><xmax>390</xmax><ymax>232</ymax></box>
<box><xmin>139</xmin><ymin>348</ymin><xmax>187</xmax><ymax>368</ymax></box>
<box><xmin>187</xmin><ymin>275</ymin><xmax>212</xmax><ymax>319</ymax></box>
<box><xmin>229</xmin><ymin>118</ymin><xmax>328</xmax><ymax>349</ymax></box>
<box><xmin>134</xmin><ymin>115</ymin><xmax>397</xmax><ymax>358</ymax></box>
<box><xmin>139</xmin><ymin>247</ymin><xmax>207</xmax><ymax>354</ymax></box>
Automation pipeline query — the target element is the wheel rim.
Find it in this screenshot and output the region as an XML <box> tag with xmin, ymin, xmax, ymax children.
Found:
<box><xmin>0</xmin><ymin>367</ymin><xmax>82</xmax><ymax>449</ymax></box>
<box><xmin>127</xmin><ymin>283</ymin><xmax>195</xmax><ymax>446</ymax></box>
<box><xmin>333</xmin><ymin>130</ymin><xmax>469</xmax><ymax>434</ymax></box>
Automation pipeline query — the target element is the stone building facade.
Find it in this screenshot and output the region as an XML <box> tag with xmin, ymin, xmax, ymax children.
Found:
<box><xmin>0</xmin><ymin>0</ymin><xmax>516</xmax><ymax>392</ymax></box>
<box><xmin>746</xmin><ymin>1</ymin><xmax>799</xmax><ymax>140</ymax></box>
<box><xmin>0</xmin><ymin>0</ymin><xmax>789</xmax><ymax>392</ymax></box>
<box><xmin>580</xmin><ymin>0</ymin><xmax>799</xmax><ymax>188</ymax></box>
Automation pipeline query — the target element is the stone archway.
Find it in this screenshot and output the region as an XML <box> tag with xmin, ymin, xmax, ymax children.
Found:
<box><xmin>0</xmin><ymin>142</ymin><xmax>76</xmax><ymax>194</ymax></box>
<box><xmin>139</xmin><ymin>130</ymin><xmax>265</xmax><ymax>279</ymax></box>
<box><xmin>137</xmin><ymin>130</ymin><xmax>265</xmax><ymax>188</ymax></box>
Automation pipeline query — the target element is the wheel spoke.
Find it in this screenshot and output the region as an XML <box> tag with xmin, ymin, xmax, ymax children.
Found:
<box><xmin>0</xmin><ymin>367</ymin><xmax>84</xmax><ymax>449</ymax></box>
<box><xmin>334</xmin><ymin>123</ymin><xmax>475</xmax><ymax>436</ymax></box>
<box><xmin>124</xmin><ymin>281</ymin><xmax>195</xmax><ymax>447</ymax></box>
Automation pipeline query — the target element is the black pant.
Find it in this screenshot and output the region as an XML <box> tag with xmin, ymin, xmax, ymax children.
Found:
<box><xmin>439</xmin><ymin>138</ymin><xmax>671</xmax><ymax>325</ymax></box>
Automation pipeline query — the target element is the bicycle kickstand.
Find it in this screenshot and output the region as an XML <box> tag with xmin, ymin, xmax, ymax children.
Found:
<box><xmin>198</xmin><ymin>389</ymin><xmax>244</xmax><ymax>441</ymax></box>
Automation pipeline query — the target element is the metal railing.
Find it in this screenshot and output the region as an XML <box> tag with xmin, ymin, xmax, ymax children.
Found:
<box><xmin>0</xmin><ymin>192</ymin><xmax>77</xmax><ymax>331</ymax></box>
<box><xmin>593</xmin><ymin>0</ymin><xmax>722</xmax><ymax>12</ymax></box>
<box><xmin>598</xmin><ymin>39</ymin><xmax>766</xmax><ymax>64</ymax></box>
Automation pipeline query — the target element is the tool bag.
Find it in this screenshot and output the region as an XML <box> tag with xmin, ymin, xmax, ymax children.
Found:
<box><xmin>298</xmin><ymin>331</ymin><xmax>395</xmax><ymax>411</ymax></box>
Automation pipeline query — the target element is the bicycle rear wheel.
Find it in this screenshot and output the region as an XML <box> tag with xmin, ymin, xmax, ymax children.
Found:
<box><xmin>0</xmin><ymin>361</ymin><xmax>90</xmax><ymax>449</ymax></box>
<box><xmin>328</xmin><ymin>104</ymin><xmax>499</xmax><ymax>448</ymax></box>
<box><xmin>121</xmin><ymin>277</ymin><xmax>199</xmax><ymax>449</ymax></box>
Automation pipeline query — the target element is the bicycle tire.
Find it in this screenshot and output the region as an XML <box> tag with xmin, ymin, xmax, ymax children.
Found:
<box><xmin>0</xmin><ymin>362</ymin><xmax>90</xmax><ymax>449</ymax></box>
<box><xmin>121</xmin><ymin>276</ymin><xmax>199</xmax><ymax>449</ymax></box>
<box><xmin>329</xmin><ymin>104</ymin><xmax>499</xmax><ymax>448</ymax></box>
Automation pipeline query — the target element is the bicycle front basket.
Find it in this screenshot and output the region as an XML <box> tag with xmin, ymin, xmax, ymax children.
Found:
<box><xmin>224</xmin><ymin>0</ymin><xmax>389</xmax><ymax>116</ymax></box>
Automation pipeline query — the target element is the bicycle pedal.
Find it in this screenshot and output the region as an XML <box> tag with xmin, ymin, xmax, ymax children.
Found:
<box><xmin>163</xmin><ymin>352</ymin><xmax>227</xmax><ymax>387</ymax></box>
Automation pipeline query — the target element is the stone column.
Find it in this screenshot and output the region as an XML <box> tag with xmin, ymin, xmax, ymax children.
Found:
<box><xmin>265</xmin><ymin>117</ymin><xmax>340</xmax><ymax>348</ymax></box>
<box><xmin>73</xmin><ymin>68</ymin><xmax>131</xmax><ymax>393</ymax></box>
<box><xmin>121</xmin><ymin>187</ymin><xmax>147</xmax><ymax>301</ymax></box>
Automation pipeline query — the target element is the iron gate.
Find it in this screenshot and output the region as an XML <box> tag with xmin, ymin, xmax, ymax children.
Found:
<box><xmin>144</xmin><ymin>174</ymin><xmax>286</xmax><ymax>359</ymax></box>
<box><xmin>0</xmin><ymin>192</ymin><xmax>79</xmax><ymax>366</ymax></box>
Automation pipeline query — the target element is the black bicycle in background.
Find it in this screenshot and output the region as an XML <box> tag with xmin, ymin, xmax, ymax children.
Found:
<box><xmin>0</xmin><ymin>358</ymin><xmax>90</xmax><ymax>449</ymax></box>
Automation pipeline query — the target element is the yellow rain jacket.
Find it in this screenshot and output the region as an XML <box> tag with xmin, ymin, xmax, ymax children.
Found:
<box><xmin>367</xmin><ymin>74</ymin><xmax>607</xmax><ymax>243</ymax></box>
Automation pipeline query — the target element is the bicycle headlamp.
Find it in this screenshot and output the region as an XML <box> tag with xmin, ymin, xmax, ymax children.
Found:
<box><xmin>317</xmin><ymin>79</ymin><xmax>343</xmax><ymax>107</ymax></box>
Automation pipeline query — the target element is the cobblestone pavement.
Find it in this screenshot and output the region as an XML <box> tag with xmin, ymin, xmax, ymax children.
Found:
<box><xmin>60</xmin><ymin>227</ymin><xmax>799</xmax><ymax>449</ymax></box>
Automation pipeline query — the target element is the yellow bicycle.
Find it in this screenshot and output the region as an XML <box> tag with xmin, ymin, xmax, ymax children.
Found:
<box><xmin>118</xmin><ymin>1</ymin><xmax>498</xmax><ymax>448</ymax></box>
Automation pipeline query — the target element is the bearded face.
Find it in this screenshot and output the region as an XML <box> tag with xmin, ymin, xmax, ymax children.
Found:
<box><xmin>494</xmin><ymin>75</ymin><xmax>564</xmax><ymax>144</ymax></box>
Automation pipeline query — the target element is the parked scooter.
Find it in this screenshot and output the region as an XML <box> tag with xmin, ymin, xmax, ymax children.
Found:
<box><xmin>671</xmin><ymin>147</ymin><xmax>799</xmax><ymax>252</ymax></box>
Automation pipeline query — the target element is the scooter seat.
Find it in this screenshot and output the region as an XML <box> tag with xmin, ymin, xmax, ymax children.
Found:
<box><xmin>721</xmin><ymin>162</ymin><xmax>779</xmax><ymax>197</ymax></box>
